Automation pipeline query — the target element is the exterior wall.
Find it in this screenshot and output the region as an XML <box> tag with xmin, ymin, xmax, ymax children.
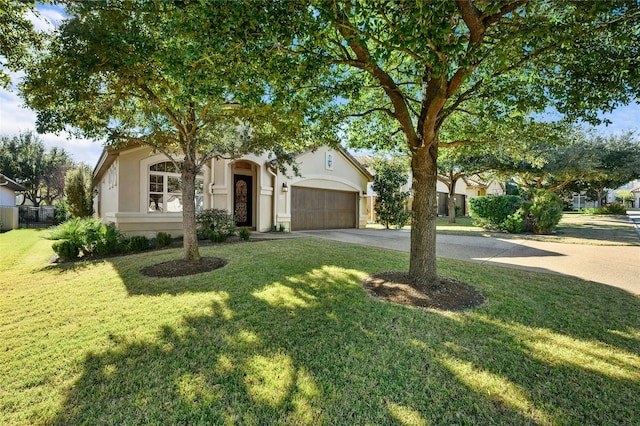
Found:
<box><xmin>93</xmin><ymin>145</ymin><xmax>370</xmax><ymax>235</ymax></box>
<box><xmin>0</xmin><ymin>186</ymin><xmax>19</xmax><ymax>230</ymax></box>
<box><xmin>286</xmin><ymin>147</ymin><xmax>369</xmax><ymax>229</ymax></box>
<box><xmin>96</xmin><ymin>159</ymin><xmax>120</xmax><ymax>218</ymax></box>
<box><xmin>485</xmin><ymin>180</ymin><xmax>505</xmax><ymax>195</ymax></box>
<box><xmin>0</xmin><ymin>186</ymin><xmax>16</xmax><ymax>206</ymax></box>
<box><xmin>0</xmin><ymin>207</ymin><xmax>18</xmax><ymax>231</ymax></box>
<box><xmin>209</xmin><ymin>153</ymin><xmax>274</xmax><ymax>232</ymax></box>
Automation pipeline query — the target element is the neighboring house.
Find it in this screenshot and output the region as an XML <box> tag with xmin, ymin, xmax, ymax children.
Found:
<box><xmin>607</xmin><ymin>179</ymin><xmax>640</xmax><ymax>208</ymax></box>
<box><xmin>0</xmin><ymin>173</ymin><xmax>26</xmax><ymax>231</ymax></box>
<box><xmin>356</xmin><ymin>156</ymin><xmax>504</xmax><ymax>220</ymax></box>
<box><xmin>92</xmin><ymin>145</ymin><xmax>372</xmax><ymax>237</ymax></box>
<box><xmin>632</xmin><ymin>187</ymin><xmax>640</xmax><ymax>209</ymax></box>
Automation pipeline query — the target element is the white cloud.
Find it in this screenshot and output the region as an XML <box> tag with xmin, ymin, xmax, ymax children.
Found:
<box><xmin>0</xmin><ymin>72</ymin><xmax>103</xmax><ymax>167</ymax></box>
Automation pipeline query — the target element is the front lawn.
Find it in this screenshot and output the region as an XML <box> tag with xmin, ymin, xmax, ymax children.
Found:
<box><xmin>1</xmin><ymin>229</ymin><xmax>639</xmax><ymax>425</ymax></box>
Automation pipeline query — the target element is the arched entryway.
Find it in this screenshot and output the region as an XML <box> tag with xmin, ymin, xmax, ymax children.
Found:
<box><xmin>232</xmin><ymin>160</ymin><xmax>257</xmax><ymax>229</ymax></box>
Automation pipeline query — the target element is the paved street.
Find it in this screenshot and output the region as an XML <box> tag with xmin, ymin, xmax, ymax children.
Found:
<box><xmin>299</xmin><ymin>226</ymin><xmax>640</xmax><ymax>294</ymax></box>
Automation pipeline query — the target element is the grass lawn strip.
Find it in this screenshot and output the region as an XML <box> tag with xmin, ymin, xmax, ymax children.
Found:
<box><xmin>432</xmin><ymin>214</ymin><xmax>640</xmax><ymax>246</ymax></box>
<box><xmin>1</xmin><ymin>229</ymin><xmax>639</xmax><ymax>424</ymax></box>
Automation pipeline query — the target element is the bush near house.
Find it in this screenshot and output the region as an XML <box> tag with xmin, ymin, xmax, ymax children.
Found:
<box><xmin>196</xmin><ymin>208</ymin><xmax>236</xmax><ymax>240</ymax></box>
<box><xmin>47</xmin><ymin>218</ymin><xmax>129</xmax><ymax>259</ymax></box>
<box><xmin>470</xmin><ymin>190</ymin><xmax>563</xmax><ymax>234</ymax></box>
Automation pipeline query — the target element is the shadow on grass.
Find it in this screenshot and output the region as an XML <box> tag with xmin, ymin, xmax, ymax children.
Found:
<box><xmin>44</xmin><ymin>239</ymin><xmax>640</xmax><ymax>425</ymax></box>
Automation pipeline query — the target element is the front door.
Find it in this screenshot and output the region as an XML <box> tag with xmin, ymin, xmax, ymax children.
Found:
<box><xmin>234</xmin><ymin>174</ymin><xmax>253</xmax><ymax>227</ymax></box>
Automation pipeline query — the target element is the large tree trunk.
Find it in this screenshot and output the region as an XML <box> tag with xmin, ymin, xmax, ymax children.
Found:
<box><xmin>409</xmin><ymin>144</ymin><xmax>439</xmax><ymax>283</ymax></box>
<box><xmin>181</xmin><ymin>159</ymin><xmax>201</xmax><ymax>261</ymax></box>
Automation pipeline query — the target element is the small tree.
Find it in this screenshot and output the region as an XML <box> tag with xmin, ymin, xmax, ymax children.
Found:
<box><xmin>65</xmin><ymin>164</ymin><xmax>93</xmax><ymax>218</ymax></box>
<box><xmin>372</xmin><ymin>159</ymin><xmax>411</xmax><ymax>229</ymax></box>
<box><xmin>0</xmin><ymin>131</ymin><xmax>73</xmax><ymax>206</ymax></box>
<box><xmin>616</xmin><ymin>190</ymin><xmax>635</xmax><ymax>207</ymax></box>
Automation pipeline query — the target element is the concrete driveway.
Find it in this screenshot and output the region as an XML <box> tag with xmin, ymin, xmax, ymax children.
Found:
<box><xmin>298</xmin><ymin>228</ymin><xmax>640</xmax><ymax>294</ymax></box>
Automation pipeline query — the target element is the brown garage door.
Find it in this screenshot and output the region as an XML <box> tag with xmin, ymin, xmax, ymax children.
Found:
<box><xmin>291</xmin><ymin>187</ymin><xmax>357</xmax><ymax>230</ymax></box>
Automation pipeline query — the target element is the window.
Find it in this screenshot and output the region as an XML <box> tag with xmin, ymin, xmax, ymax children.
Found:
<box><xmin>326</xmin><ymin>152</ymin><xmax>333</xmax><ymax>170</ymax></box>
<box><xmin>148</xmin><ymin>161</ymin><xmax>203</xmax><ymax>213</ymax></box>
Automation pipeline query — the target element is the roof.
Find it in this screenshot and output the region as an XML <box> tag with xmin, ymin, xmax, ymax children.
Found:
<box><xmin>93</xmin><ymin>143</ymin><xmax>374</xmax><ymax>186</ymax></box>
<box><xmin>0</xmin><ymin>173</ymin><xmax>26</xmax><ymax>191</ymax></box>
<box><xmin>336</xmin><ymin>146</ymin><xmax>374</xmax><ymax>181</ymax></box>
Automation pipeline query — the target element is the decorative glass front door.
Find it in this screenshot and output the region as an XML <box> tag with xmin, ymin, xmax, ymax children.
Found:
<box><xmin>234</xmin><ymin>175</ymin><xmax>253</xmax><ymax>227</ymax></box>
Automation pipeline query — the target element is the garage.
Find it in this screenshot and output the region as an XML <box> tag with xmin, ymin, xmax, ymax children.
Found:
<box><xmin>291</xmin><ymin>187</ymin><xmax>357</xmax><ymax>230</ymax></box>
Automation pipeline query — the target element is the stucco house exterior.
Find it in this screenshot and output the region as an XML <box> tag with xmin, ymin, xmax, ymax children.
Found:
<box><xmin>92</xmin><ymin>145</ymin><xmax>372</xmax><ymax>237</ymax></box>
<box><xmin>607</xmin><ymin>179</ymin><xmax>640</xmax><ymax>208</ymax></box>
<box><xmin>0</xmin><ymin>173</ymin><xmax>26</xmax><ymax>231</ymax></box>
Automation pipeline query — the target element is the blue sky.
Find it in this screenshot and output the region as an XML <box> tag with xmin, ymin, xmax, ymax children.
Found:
<box><xmin>1</xmin><ymin>5</ymin><xmax>638</xmax><ymax>168</ymax></box>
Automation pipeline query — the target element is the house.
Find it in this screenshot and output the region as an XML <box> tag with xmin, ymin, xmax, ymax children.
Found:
<box><xmin>607</xmin><ymin>179</ymin><xmax>640</xmax><ymax>208</ymax></box>
<box><xmin>0</xmin><ymin>173</ymin><xmax>26</xmax><ymax>231</ymax></box>
<box><xmin>92</xmin><ymin>145</ymin><xmax>372</xmax><ymax>237</ymax></box>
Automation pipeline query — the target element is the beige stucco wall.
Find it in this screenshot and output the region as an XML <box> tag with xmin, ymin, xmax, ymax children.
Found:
<box><xmin>0</xmin><ymin>206</ymin><xmax>18</xmax><ymax>230</ymax></box>
<box><xmin>94</xmin><ymin>145</ymin><xmax>370</xmax><ymax>235</ymax></box>
<box><xmin>285</xmin><ymin>147</ymin><xmax>370</xmax><ymax>230</ymax></box>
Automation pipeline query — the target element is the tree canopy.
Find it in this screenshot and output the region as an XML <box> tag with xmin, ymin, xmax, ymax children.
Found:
<box><xmin>19</xmin><ymin>0</ymin><xmax>640</xmax><ymax>282</ymax></box>
<box><xmin>273</xmin><ymin>0</ymin><xmax>640</xmax><ymax>282</ymax></box>
<box><xmin>0</xmin><ymin>131</ymin><xmax>73</xmax><ymax>206</ymax></box>
<box><xmin>21</xmin><ymin>0</ymin><xmax>334</xmax><ymax>260</ymax></box>
<box><xmin>0</xmin><ymin>0</ymin><xmax>42</xmax><ymax>88</ymax></box>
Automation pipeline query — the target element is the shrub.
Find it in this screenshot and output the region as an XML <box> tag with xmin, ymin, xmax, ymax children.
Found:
<box><xmin>469</xmin><ymin>195</ymin><xmax>523</xmax><ymax>229</ymax></box>
<box><xmin>52</xmin><ymin>240</ymin><xmax>81</xmax><ymax>260</ymax></box>
<box><xmin>156</xmin><ymin>232</ymin><xmax>172</xmax><ymax>247</ymax></box>
<box><xmin>522</xmin><ymin>189</ymin><xmax>563</xmax><ymax>234</ymax></box>
<box><xmin>469</xmin><ymin>190</ymin><xmax>563</xmax><ymax>234</ymax></box>
<box><xmin>501</xmin><ymin>210</ymin><xmax>525</xmax><ymax>233</ymax></box>
<box><xmin>196</xmin><ymin>209</ymin><xmax>236</xmax><ymax>240</ymax></box>
<box><xmin>79</xmin><ymin>218</ymin><xmax>109</xmax><ymax>254</ymax></box>
<box><xmin>93</xmin><ymin>224</ymin><xmax>127</xmax><ymax>255</ymax></box>
<box><xmin>48</xmin><ymin>218</ymin><xmax>128</xmax><ymax>257</ymax></box>
<box><xmin>54</xmin><ymin>201</ymin><xmax>72</xmax><ymax>224</ymax></box>
<box><xmin>128</xmin><ymin>235</ymin><xmax>150</xmax><ymax>251</ymax></box>
<box><xmin>209</xmin><ymin>231</ymin><xmax>228</xmax><ymax>243</ymax></box>
<box><xmin>584</xmin><ymin>203</ymin><xmax>627</xmax><ymax>215</ymax></box>
<box><xmin>239</xmin><ymin>227</ymin><xmax>251</xmax><ymax>241</ymax></box>
<box><xmin>46</xmin><ymin>217</ymin><xmax>86</xmax><ymax>243</ymax></box>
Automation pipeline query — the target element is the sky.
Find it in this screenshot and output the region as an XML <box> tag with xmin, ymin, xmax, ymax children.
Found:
<box><xmin>1</xmin><ymin>5</ymin><xmax>639</xmax><ymax>169</ymax></box>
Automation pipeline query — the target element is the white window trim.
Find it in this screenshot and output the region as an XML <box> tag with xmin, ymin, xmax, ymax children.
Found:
<box><xmin>325</xmin><ymin>152</ymin><xmax>334</xmax><ymax>170</ymax></box>
<box><xmin>139</xmin><ymin>154</ymin><xmax>204</xmax><ymax>214</ymax></box>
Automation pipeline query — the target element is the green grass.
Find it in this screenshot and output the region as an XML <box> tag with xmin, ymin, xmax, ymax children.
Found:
<box><xmin>431</xmin><ymin>214</ymin><xmax>639</xmax><ymax>245</ymax></box>
<box><xmin>1</xmin><ymin>229</ymin><xmax>639</xmax><ymax>425</ymax></box>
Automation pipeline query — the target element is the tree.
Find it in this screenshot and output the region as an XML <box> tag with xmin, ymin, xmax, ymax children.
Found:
<box><xmin>277</xmin><ymin>2</ymin><xmax>638</xmax><ymax>283</ymax></box>
<box><xmin>0</xmin><ymin>0</ymin><xmax>42</xmax><ymax>88</ymax></box>
<box><xmin>0</xmin><ymin>131</ymin><xmax>72</xmax><ymax>206</ymax></box>
<box><xmin>498</xmin><ymin>131</ymin><xmax>640</xmax><ymax>205</ymax></box>
<box><xmin>437</xmin><ymin>143</ymin><xmax>499</xmax><ymax>224</ymax></box>
<box><xmin>372</xmin><ymin>158</ymin><xmax>411</xmax><ymax>229</ymax></box>
<box><xmin>615</xmin><ymin>190</ymin><xmax>634</xmax><ymax>207</ymax></box>
<box><xmin>65</xmin><ymin>164</ymin><xmax>93</xmax><ymax>218</ymax></box>
<box><xmin>579</xmin><ymin>133</ymin><xmax>640</xmax><ymax>206</ymax></box>
<box><xmin>21</xmin><ymin>1</ymin><xmax>328</xmax><ymax>261</ymax></box>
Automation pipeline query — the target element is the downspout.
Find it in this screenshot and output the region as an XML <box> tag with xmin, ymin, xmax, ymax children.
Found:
<box><xmin>266</xmin><ymin>163</ymin><xmax>277</xmax><ymax>230</ymax></box>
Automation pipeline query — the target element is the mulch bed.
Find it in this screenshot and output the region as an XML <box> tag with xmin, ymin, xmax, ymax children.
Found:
<box><xmin>140</xmin><ymin>256</ymin><xmax>228</xmax><ymax>277</ymax></box>
<box><xmin>363</xmin><ymin>271</ymin><xmax>487</xmax><ymax>311</ymax></box>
